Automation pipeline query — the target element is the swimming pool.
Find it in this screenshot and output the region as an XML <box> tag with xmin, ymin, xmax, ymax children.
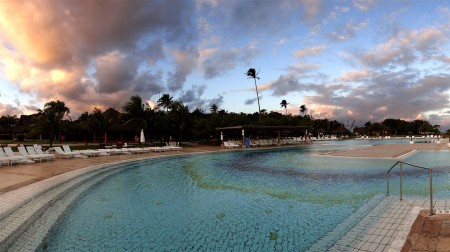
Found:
<box><xmin>30</xmin><ymin>144</ymin><xmax>450</xmax><ymax>251</ymax></box>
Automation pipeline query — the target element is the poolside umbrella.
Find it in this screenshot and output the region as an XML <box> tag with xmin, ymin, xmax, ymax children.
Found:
<box><xmin>140</xmin><ymin>129</ymin><xmax>145</xmax><ymax>143</ymax></box>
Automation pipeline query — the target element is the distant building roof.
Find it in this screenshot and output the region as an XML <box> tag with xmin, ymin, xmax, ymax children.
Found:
<box><xmin>216</xmin><ymin>125</ymin><xmax>312</xmax><ymax>131</ymax></box>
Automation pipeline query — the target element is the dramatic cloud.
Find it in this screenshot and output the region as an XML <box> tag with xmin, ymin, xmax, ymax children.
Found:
<box><xmin>0</xmin><ymin>0</ymin><xmax>449</xmax><ymax>130</ymax></box>
<box><xmin>356</xmin><ymin>27</ymin><xmax>448</xmax><ymax>68</ymax></box>
<box><xmin>0</xmin><ymin>0</ymin><xmax>197</xmax><ymax>117</ymax></box>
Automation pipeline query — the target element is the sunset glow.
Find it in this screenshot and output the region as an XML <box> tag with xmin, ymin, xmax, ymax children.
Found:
<box><xmin>0</xmin><ymin>0</ymin><xmax>449</xmax><ymax>128</ymax></box>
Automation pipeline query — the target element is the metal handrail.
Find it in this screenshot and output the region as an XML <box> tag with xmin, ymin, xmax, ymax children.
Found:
<box><xmin>386</xmin><ymin>161</ymin><xmax>434</xmax><ymax>215</ymax></box>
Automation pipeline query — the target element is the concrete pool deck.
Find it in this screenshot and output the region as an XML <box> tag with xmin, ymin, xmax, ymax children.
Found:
<box><xmin>325</xmin><ymin>140</ymin><xmax>449</xmax><ymax>159</ymax></box>
<box><xmin>0</xmin><ymin>141</ymin><xmax>449</xmax><ymax>251</ymax></box>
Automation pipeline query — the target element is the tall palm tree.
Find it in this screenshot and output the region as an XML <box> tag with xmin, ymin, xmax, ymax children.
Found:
<box><xmin>157</xmin><ymin>94</ymin><xmax>173</xmax><ymax>112</ymax></box>
<box><xmin>280</xmin><ymin>100</ymin><xmax>288</xmax><ymax>115</ymax></box>
<box><xmin>246</xmin><ymin>68</ymin><xmax>261</xmax><ymax>114</ymax></box>
<box><xmin>35</xmin><ymin>100</ymin><xmax>71</xmax><ymax>146</ymax></box>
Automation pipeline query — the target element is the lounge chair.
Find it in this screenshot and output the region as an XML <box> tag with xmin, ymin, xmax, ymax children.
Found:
<box><xmin>17</xmin><ymin>146</ymin><xmax>45</xmax><ymax>162</ymax></box>
<box><xmin>224</xmin><ymin>141</ymin><xmax>239</xmax><ymax>149</ymax></box>
<box><xmin>144</xmin><ymin>146</ymin><xmax>167</xmax><ymax>153</ymax></box>
<box><xmin>54</xmin><ymin>147</ymin><xmax>87</xmax><ymax>159</ymax></box>
<box><xmin>63</xmin><ymin>145</ymin><xmax>110</xmax><ymax>157</ymax></box>
<box><xmin>32</xmin><ymin>145</ymin><xmax>56</xmax><ymax>160</ymax></box>
<box><xmin>3</xmin><ymin>147</ymin><xmax>35</xmax><ymax>164</ymax></box>
<box><xmin>0</xmin><ymin>147</ymin><xmax>32</xmax><ymax>165</ymax></box>
<box><xmin>125</xmin><ymin>147</ymin><xmax>149</xmax><ymax>154</ymax></box>
<box><xmin>26</xmin><ymin>146</ymin><xmax>55</xmax><ymax>161</ymax></box>
<box><xmin>164</xmin><ymin>142</ymin><xmax>182</xmax><ymax>151</ymax></box>
<box><xmin>0</xmin><ymin>148</ymin><xmax>16</xmax><ymax>165</ymax></box>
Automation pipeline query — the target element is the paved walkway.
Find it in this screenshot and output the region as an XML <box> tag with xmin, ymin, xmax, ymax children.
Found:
<box><xmin>326</xmin><ymin>140</ymin><xmax>449</xmax><ymax>159</ymax></box>
<box><xmin>324</xmin><ymin>140</ymin><xmax>450</xmax><ymax>251</ymax></box>
<box><xmin>403</xmin><ymin>210</ymin><xmax>450</xmax><ymax>252</ymax></box>
<box><xmin>1</xmin><ymin>141</ymin><xmax>449</xmax><ymax>251</ymax></box>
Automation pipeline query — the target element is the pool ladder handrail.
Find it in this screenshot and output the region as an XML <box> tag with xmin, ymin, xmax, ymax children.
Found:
<box><xmin>386</xmin><ymin>161</ymin><xmax>434</xmax><ymax>215</ymax></box>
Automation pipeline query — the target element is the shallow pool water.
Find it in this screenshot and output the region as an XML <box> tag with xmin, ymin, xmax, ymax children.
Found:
<box><xmin>40</xmin><ymin>144</ymin><xmax>450</xmax><ymax>251</ymax></box>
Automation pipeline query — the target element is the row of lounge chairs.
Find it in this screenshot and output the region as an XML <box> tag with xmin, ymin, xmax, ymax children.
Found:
<box><xmin>0</xmin><ymin>143</ymin><xmax>183</xmax><ymax>166</ymax></box>
<box><xmin>54</xmin><ymin>144</ymin><xmax>182</xmax><ymax>158</ymax></box>
<box><xmin>0</xmin><ymin>145</ymin><xmax>54</xmax><ymax>165</ymax></box>
<box><xmin>0</xmin><ymin>146</ymin><xmax>35</xmax><ymax>165</ymax></box>
<box><xmin>223</xmin><ymin>137</ymin><xmax>313</xmax><ymax>149</ymax></box>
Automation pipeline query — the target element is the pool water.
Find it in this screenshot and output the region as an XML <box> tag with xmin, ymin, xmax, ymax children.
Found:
<box><xmin>40</xmin><ymin>144</ymin><xmax>450</xmax><ymax>251</ymax></box>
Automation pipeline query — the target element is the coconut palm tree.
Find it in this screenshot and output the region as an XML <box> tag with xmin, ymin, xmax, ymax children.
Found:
<box><xmin>35</xmin><ymin>100</ymin><xmax>71</xmax><ymax>146</ymax></box>
<box><xmin>88</xmin><ymin>108</ymin><xmax>110</xmax><ymax>143</ymax></box>
<box><xmin>122</xmin><ymin>95</ymin><xmax>149</xmax><ymax>131</ymax></box>
<box><xmin>280</xmin><ymin>100</ymin><xmax>288</xmax><ymax>115</ymax></box>
<box><xmin>157</xmin><ymin>94</ymin><xmax>173</xmax><ymax>112</ymax></box>
<box><xmin>246</xmin><ymin>68</ymin><xmax>261</xmax><ymax>114</ymax></box>
<box><xmin>0</xmin><ymin>115</ymin><xmax>19</xmax><ymax>135</ymax></box>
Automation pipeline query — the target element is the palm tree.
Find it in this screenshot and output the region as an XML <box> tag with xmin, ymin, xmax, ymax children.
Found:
<box><xmin>210</xmin><ymin>104</ymin><xmax>218</xmax><ymax>114</ymax></box>
<box><xmin>300</xmin><ymin>104</ymin><xmax>308</xmax><ymax>117</ymax></box>
<box><xmin>88</xmin><ymin>108</ymin><xmax>110</xmax><ymax>143</ymax></box>
<box><xmin>280</xmin><ymin>100</ymin><xmax>288</xmax><ymax>115</ymax></box>
<box><xmin>122</xmin><ymin>95</ymin><xmax>149</xmax><ymax>131</ymax></box>
<box><xmin>246</xmin><ymin>68</ymin><xmax>261</xmax><ymax>114</ymax></box>
<box><xmin>157</xmin><ymin>94</ymin><xmax>173</xmax><ymax>112</ymax></box>
<box><xmin>0</xmin><ymin>115</ymin><xmax>19</xmax><ymax>135</ymax></box>
<box><xmin>35</xmin><ymin>100</ymin><xmax>71</xmax><ymax>146</ymax></box>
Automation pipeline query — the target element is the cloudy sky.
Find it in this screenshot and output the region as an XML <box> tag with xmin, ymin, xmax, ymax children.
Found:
<box><xmin>0</xmin><ymin>0</ymin><xmax>449</xmax><ymax>129</ymax></box>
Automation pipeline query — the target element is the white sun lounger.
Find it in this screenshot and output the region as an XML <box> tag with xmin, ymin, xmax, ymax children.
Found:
<box><xmin>54</xmin><ymin>147</ymin><xmax>87</xmax><ymax>159</ymax></box>
<box><xmin>0</xmin><ymin>148</ymin><xmax>16</xmax><ymax>165</ymax></box>
<box><xmin>63</xmin><ymin>145</ymin><xmax>110</xmax><ymax>157</ymax></box>
<box><xmin>18</xmin><ymin>146</ymin><xmax>46</xmax><ymax>162</ymax></box>
<box><xmin>144</xmin><ymin>147</ymin><xmax>167</xmax><ymax>153</ymax></box>
<box><xmin>26</xmin><ymin>146</ymin><xmax>54</xmax><ymax>161</ymax></box>
<box><xmin>3</xmin><ymin>147</ymin><xmax>35</xmax><ymax>164</ymax></box>
<box><xmin>0</xmin><ymin>148</ymin><xmax>24</xmax><ymax>165</ymax></box>
<box><xmin>32</xmin><ymin>145</ymin><xmax>56</xmax><ymax>160</ymax></box>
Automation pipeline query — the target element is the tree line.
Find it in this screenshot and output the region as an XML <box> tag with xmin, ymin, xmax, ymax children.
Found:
<box><xmin>0</xmin><ymin>94</ymin><xmax>443</xmax><ymax>146</ymax></box>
